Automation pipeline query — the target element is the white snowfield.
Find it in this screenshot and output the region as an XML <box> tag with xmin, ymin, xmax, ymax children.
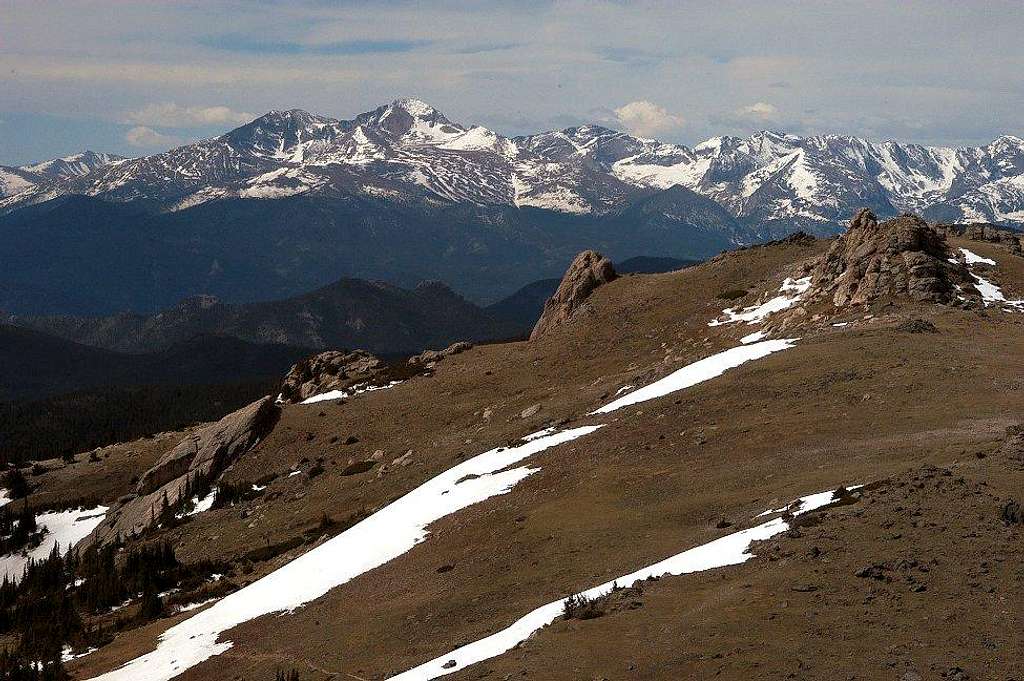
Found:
<box><xmin>85</xmin><ymin>426</ymin><xmax>602</xmax><ymax>681</ymax></box>
<box><xmin>591</xmin><ymin>339</ymin><xmax>797</xmax><ymax>415</ymax></box>
<box><xmin>389</xmin><ymin>486</ymin><xmax>854</xmax><ymax>680</ymax></box>
<box><xmin>0</xmin><ymin>506</ymin><xmax>108</xmax><ymax>583</ymax></box>
<box><xmin>708</xmin><ymin>276</ymin><xmax>812</xmax><ymax>327</ymax></box>
<box><xmin>0</xmin><ymin>489</ymin><xmax>10</xmax><ymax>508</ymax></box>
<box><xmin>300</xmin><ymin>380</ymin><xmax>402</xmax><ymax>405</ymax></box>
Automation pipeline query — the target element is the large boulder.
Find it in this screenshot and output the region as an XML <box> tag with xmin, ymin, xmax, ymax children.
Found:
<box><xmin>408</xmin><ymin>341</ymin><xmax>472</xmax><ymax>369</ymax></box>
<box><xmin>811</xmin><ymin>210</ymin><xmax>976</xmax><ymax>307</ymax></box>
<box><xmin>530</xmin><ymin>251</ymin><xmax>617</xmax><ymax>340</ymax></box>
<box><xmin>279</xmin><ymin>350</ymin><xmax>385</xmax><ymax>403</ymax></box>
<box><xmin>136</xmin><ymin>396</ymin><xmax>278</xmax><ymax>494</ymax></box>
<box><xmin>82</xmin><ymin>396</ymin><xmax>279</xmax><ymax>547</ymax></box>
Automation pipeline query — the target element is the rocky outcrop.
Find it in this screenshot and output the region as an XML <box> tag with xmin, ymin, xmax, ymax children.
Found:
<box><xmin>936</xmin><ymin>222</ymin><xmax>1023</xmax><ymax>256</ymax></box>
<box><xmin>279</xmin><ymin>350</ymin><xmax>385</xmax><ymax>403</ymax></box>
<box><xmin>408</xmin><ymin>341</ymin><xmax>472</xmax><ymax>369</ymax></box>
<box><xmin>137</xmin><ymin>397</ymin><xmax>278</xmax><ymax>494</ymax></box>
<box><xmin>811</xmin><ymin>210</ymin><xmax>976</xmax><ymax>307</ymax></box>
<box><xmin>530</xmin><ymin>251</ymin><xmax>617</xmax><ymax>340</ymax></box>
<box><xmin>82</xmin><ymin>396</ymin><xmax>279</xmax><ymax>547</ymax></box>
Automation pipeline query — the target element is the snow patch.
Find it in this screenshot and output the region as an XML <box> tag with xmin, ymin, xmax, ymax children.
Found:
<box><xmin>708</xmin><ymin>277</ymin><xmax>811</xmax><ymax>327</ymax></box>
<box><xmin>959</xmin><ymin>248</ymin><xmax>996</xmax><ymax>266</ymax></box>
<box><xmin>0</xmin><ymin>506</ymin><xmax>108</xmax><ymax>583</ymax></box>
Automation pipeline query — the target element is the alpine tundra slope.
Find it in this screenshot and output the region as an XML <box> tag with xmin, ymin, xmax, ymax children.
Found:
<box><xmin>3</xmin><ymin>211</ymin><xmax>1020</xmax><ymax>680</ymax></box>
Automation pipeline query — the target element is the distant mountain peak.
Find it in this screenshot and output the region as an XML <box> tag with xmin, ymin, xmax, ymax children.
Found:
<box><xmin>391</xmin><ymin>97</ymin><xmax>443</xmax><ymax>119</ymax></box>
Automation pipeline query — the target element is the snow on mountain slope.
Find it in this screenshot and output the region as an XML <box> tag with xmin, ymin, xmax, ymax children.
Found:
<box><xmin>20</xmin><ymin>151</ymin><xmax>124</xmax><ymax>180</ymax></box>
<box><xmin>3</xmin><ymin>99</ymin><xmax>1024</xmax><ymax>229</ymax></box>
<box><xmin>0</xmin><ymin>167</ymin><xmax>38</xmax><ymax>198</ymax></box>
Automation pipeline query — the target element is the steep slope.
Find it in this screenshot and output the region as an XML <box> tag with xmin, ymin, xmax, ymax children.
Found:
<box><xmin>5</xmin><ymin>219</ymin><xmax>1014</xmax><ymax>680</ymax></box>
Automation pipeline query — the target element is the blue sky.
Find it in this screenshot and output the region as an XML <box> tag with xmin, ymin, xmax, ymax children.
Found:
<box><xmin>2</xmin><ymin>0</ymin><xmax>1023</xmax><ymax>164</ymax></box>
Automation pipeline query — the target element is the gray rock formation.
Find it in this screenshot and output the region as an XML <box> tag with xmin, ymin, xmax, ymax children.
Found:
<box><xmin>408</xmin><ymin>341</ymin><xmax>472</xmax><ymax>369</ymax></box>
<box><xmin>279</xmin><ymin>350</ymin><xmax>385</xmax><ymax>403</ymax></box>
<box><xmin>82</xmin><ymin>396</ymin><xmax>279</xmax><ymax>547</ymax></box>
<box><xmin>811</xmin><ymin>210</ymin><xmax>976</xmax><ymax>307</ymax></box>
<box><xmin>530</xmin><ymin>251</ymin><xmax>617</xmax><ymax>340</ymax></box>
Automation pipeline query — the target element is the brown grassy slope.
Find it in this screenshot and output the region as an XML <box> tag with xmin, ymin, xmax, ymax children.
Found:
<box><xmin>72</xmin><ymin>236</ymin><xmax>1024</xmax><ymax>681</ymax></box>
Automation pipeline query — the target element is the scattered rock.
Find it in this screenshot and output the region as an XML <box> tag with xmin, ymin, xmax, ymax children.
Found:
<box><xmin>1000</xmin><ymin>424</ymin><xmax>1024</xmax><ymax>466</ymax></box>
<box><xmin>530</xmin><ymin>250</ymin><xmax>617</xmax><ymax>340</ymax></box>
<box><xmin>855</xmin><ymin>564</ymin><xmax>887</xmax><ymax>580</ymax></box>
<box><xmin>279</xmin><ymin>350</ymin><xmax>386</xmax><ymax>403</ymax></box>
<box><xmin>1001</xmin><ymin>500</ymin><xmax>1022</xmax><ymax>525</ymax></box>
<box><xmin>938</xmin><ymin>222</ymin><xmax>1023</xmax><ymax>255</ymax></box>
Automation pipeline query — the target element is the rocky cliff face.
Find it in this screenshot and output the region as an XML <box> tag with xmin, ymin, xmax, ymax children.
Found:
<box><xmin>530</xmin><ymin>251</ymin><xmax>617</xmax><ymax>340</ymax></box>
<box><xmin>810</xmin><ymin>209</ymin><xmax>977</xmax><ymax>307</ymax></box>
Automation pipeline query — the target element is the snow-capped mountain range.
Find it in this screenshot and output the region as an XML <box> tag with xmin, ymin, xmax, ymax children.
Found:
<box><xmin>3</xmin><ymin>99</ymin><xmax>1023</xmax><ymax>228</ymax></box>
<box><xmin>0</xmin><ymin>151</ymin><xmax>123</xmax><ymax>199</ymax></box>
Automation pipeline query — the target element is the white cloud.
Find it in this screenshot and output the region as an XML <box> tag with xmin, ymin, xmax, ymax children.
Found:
<box><xmin>737</xmin><ymin>102</ymin><xmax>778</xmax><ymax>119</ymax></box>
<box><xmin>613</xmin><ymin>100</ymin><xmax>684</xmax><ymax>138</ymax></box>
<box><xmin>124</xmin><ymin>126</ymin><xmax>178</xmax><ymax>148</ymax></box>
<box><xmin>124</xmin><ymin>103</ymin><xmax>254</xmax><ymax>128</ymax></box>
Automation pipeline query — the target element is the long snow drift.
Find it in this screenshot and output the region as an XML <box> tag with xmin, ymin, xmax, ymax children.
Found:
<box><xmin>389</xmin><ymin>486</ymin><xmax>853</xmax><ymax>680</ymax></box>
<box><xmin>0</xmin><ymin>506</ymin><xmax>108</xmax><ymax>583</ymax></box>
<box><xmin>86</xmin><ymin>426</ymin><xmax>602</xmax><ymax>681</ymax></box>
<box><xmin>591</xmin><ymin>338</ymin><xmax>797</xmax><ymax>414</ymax></box>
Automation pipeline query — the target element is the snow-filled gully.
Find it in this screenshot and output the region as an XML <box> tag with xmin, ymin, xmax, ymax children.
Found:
<box><xmin>87</xmin><ymin>278</ymin><xmax>809</xmax><ymax>681</ymax></box>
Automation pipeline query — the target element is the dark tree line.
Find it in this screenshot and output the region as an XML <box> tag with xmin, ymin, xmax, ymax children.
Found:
<box><xmin>0</xmin><ymin>380</ymin><xmax>276</xmax><ymax>466</ymax></box>
<box><xmin>0</xmin><ymin>538</ymin><xmax>226</xmax><ymax>677</ymax></box>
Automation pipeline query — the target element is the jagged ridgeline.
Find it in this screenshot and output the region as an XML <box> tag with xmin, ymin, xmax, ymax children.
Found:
<box><xmin>4</xmin><ymin>100</ymin><xmax>1024</xmax><ymax>315</ymax></box>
